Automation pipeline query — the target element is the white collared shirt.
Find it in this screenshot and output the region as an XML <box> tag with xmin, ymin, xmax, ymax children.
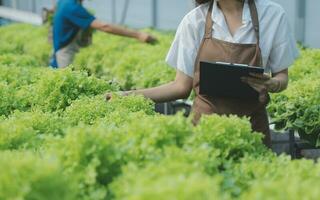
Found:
<box><xmin>166</xmin><ymin>0</ymin><xmax>299</xmax><ymax>78</ymax></box>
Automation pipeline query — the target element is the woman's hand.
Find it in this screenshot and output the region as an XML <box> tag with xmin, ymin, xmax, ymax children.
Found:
<box><xmin>105</xmin><ymin>91</ymin><xmax>130</xmax><ymax>101</ymax></box>
<box><xmin>241</xmin><ymin>73</ymin><xmax>281</xmax><ymax>103</ymax></box>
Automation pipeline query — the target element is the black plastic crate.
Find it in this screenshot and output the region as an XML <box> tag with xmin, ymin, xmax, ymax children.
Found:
<box><xmin>294</xmin><ymin>140</ymin><xmax>320</xmax><ymax>160</ymax></box>
<box><xmin>271</xmin><ymin>129</ymin><xmax>320</xmax><ymax>160</ymax></box>
<box><xmin>155</xmin><ymin>100</ymin><xmax>192</xmax><ymax>116</ymax></box>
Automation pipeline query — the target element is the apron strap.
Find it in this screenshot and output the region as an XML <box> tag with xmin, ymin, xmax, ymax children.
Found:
<box><xmin>204</xmin><ymin>1</ymin><xmax>214</xmax><ymax>39</ymax></box>
<box><xmin>248</xmin><ymin>0</ymin><xmax>260</xmax><ymax>44</ymax></box>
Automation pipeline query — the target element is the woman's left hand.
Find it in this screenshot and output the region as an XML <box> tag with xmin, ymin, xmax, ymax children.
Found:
<box><xmin>241</xmin><ymin>73</ymin><xmax>280</xmax><ymax>103</ymax></box>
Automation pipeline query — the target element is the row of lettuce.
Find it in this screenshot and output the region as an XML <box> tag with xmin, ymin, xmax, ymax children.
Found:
<box><xmin>268</xmin><ymin>48</ymin><xmax>320</xmax><ymax>147</ymax></box>
<box><xmin>1</xmin><ymin>24</ymin><xmax>319</xmax><ymax>146</ymax></box>
<box><xmin>0</xmin><ymin>24</ymin><xmax>319</xmax><ymax>199</ymax></box>
<box><xmin>0</xmin><ymin>23</ymin><xmax>175</xmax><ymax>89</ymax></box>
<box><xmin>1</xmin><ymin>65</ymin><xmax>320</xmax><ymax>200</ymax></box>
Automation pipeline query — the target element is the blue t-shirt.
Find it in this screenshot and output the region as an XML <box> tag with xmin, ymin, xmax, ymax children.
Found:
<box><xmin>50</xmin><ymin>0</ymin><xmax>95</xmax><ymax>68</ymax></box>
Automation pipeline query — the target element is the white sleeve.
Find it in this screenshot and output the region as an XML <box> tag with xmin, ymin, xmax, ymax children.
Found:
<box><xmin>267</xmin><ymin>10</ymin><xmax>300</xmax><ymax>73</ymax></box>
<box><xmin>165</xmin><ymin>15</ymin><xmax>199</xmax><ymax>78</ymax></box>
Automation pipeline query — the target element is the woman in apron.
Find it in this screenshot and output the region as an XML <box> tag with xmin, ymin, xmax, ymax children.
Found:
<box><xmin>107</xmin><ymin>0</ymin><xmax>299</xmax><ymax>147</ymax></box>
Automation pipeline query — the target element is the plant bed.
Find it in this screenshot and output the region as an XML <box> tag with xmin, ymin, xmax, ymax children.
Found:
<box><xmin>294</xmin><ymin>140</ymin><xmax>320</xmax><ymax>160</ymax></box>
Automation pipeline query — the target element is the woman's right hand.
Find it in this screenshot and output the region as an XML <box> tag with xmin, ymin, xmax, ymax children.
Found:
<box><xmin>105</xmin><ymin>91</ymin><xmax>130</xmax><ymax>101</ymax></box>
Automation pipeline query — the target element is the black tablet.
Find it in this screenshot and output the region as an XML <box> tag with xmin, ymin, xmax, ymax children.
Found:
<box><xmin>199</xmin><ymin>61</ymin><xmax>264</xmax><ymax>99</ymax></box>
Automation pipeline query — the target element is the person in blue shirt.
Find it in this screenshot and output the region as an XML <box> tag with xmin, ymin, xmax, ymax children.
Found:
<box><xmin>50</xmin><ymin>0</ymin><xmax>156</xmax><ymax>68</ymax></box>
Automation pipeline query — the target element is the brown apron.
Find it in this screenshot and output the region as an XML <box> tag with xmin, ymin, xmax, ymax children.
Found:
<box><xmin>192</xmin><ymin>0</ymin><xmax>271</xmax><ymax>147</ymax></box>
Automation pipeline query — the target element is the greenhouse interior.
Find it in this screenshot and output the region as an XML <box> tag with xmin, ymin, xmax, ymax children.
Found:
<box><xmin>0</xmin><ymin>0</ymin><xmax>319</xmax><ymax>199</ymax></box>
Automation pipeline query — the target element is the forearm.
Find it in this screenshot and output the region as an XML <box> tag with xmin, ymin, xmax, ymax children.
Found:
<box><xmin>91</xmin><ymin>19</ymin><xmax>156</xmax><ymax>43</ymax></box>
<box><xmin>128</xmin><ymin>82</ymin><xmax>191</xmax><ymax>103</ymax></box>
<box><xmin>106</xmin><ymin>70</ymin><xmax>193</xmax><ymax>103</ymax></box>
